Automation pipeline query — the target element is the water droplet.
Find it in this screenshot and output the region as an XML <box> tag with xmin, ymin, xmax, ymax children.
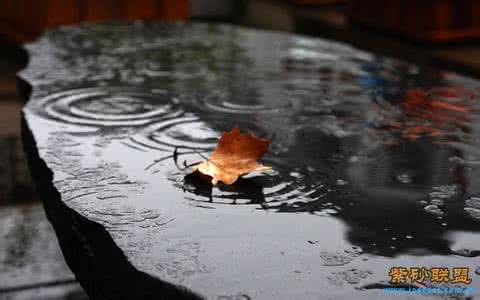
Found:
<box><xmin>430</xmin><ymin>185</ymin><xmax>457</xmax><ymax>199</ymax></box>
<box><xmin>289</xmin><ymin>172</ymin><xmax>302</xmax><ymax>178</ymax></box>
<box><xmin>329</xmin><ymin>268</ymin><xmax>371</xmax><ymax>285</ymax></box>
<box><xmin>451</xmin><ymin>248</ymin><xmax>480</xmax><ymax>257</ymax></box>
<box><xmin>449</xmin><ymin>156</ymin><xmax>480</xmax><ymax>166</ymax></box>
<box><xmin>405</xmin><ymin>235</ymin><xmax>413</xmax><ymax>239</ymax></box>
<box><xmin>465</xmin><ymin>195</ymin><xmax>480</xmax><ymax>221</ymax></box>
<box><xmin>319</xmin><ymin>251</ymin><xmax>352</xmax><ymax>266</ymax></box>
<box><xmin>349</xmin><ymin>156</ymin><xmax>359</xmax><ymax>163</ymax></box>
<box><xmin>424</xmin><ymin>204</ymin><xmax>444</xmax><ymax>216</ymax></box>
<box><xmin>396</xmin><ymin>173</ymin><xmax>412</xmax><ymax>184</ymax></box>
<box><xmin>344</xmin><ymin>246</ymin><xmax>363</xmax><ymax>257</ymax></box>
<box><xmin>430</xmin><ymin>199</ymin><xmax>444</xmax><ymax>206</ymax></box>
<box><xmin>464</xmin><ymin>207</ymin><xmax>480</xmax><ymax>221</ymax></box>
<box><xmin>323</xmin><ymin>208</ymin><xmax>338</xmax><ymax>215</ymax></box>
<box><xmin>467</xmin><ymin>196</ymin><xmax>480</xmax><ymax>209</ymax></box>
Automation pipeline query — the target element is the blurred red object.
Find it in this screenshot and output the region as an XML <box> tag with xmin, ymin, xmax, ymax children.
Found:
<box><xmin>291</xmin><ymin>0</ymin><xmax>346</xmax><ymax>4</ymax></box>
<box><xmin>0</xmin><ymin>0</ymin><xmax>190</xmax><ymax>43</ymax></box>
<box><xmin>373</xmin><ymin>87</ymin><xmax>474</xmax><ymax>142</ymax></box>
<box><xmin>348</xmin><ymin>0</ymin><xmax>480</xmax><ymax>42</ymax></box>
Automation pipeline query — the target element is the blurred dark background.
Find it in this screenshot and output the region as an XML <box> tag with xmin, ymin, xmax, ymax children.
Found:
<box><xmin>1</xmin><ymin>1</ymin><xmax>480</xmax><ymax>299</ymax></box>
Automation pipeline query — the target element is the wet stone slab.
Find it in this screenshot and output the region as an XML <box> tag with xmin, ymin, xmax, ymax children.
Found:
<box><xmin>20</xmin><ymin>22</ymin><xmax>480</xmax><ymax>299</ymax></box>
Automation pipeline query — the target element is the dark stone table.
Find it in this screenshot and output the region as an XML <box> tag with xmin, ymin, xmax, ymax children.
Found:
<box><xmin>20</xmin><ymin>22</ymin><xmax>480</xmax><ymax>299</ymax></box>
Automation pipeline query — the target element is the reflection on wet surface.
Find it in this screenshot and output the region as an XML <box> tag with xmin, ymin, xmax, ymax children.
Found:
<box><xmin>0</xmin><ymin>200</ymin><xmax>88</xmax><ymax>300</ymax></box>
<box><xmin>21</xmin><ymin>22</ymin><xmax>480</xmax><ymax>299</ymax></box>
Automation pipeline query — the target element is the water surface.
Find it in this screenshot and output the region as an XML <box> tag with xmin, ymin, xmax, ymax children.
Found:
<box><xmin>21</xmin><ymin>22</ymin><xmax>480</xmax><ymax>299</ymax></box>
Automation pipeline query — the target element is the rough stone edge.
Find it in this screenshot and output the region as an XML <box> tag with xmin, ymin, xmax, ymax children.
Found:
<box><xmin>18</xmin><ymin>67</ymin><xmax>203</xmax><ymax>300</ymax></box>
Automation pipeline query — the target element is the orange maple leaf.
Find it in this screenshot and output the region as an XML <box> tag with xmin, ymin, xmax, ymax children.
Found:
<box><xmin>192</xmin><ymin>127</ymin><xmax>271</xmax><ymax>185</ymax></box>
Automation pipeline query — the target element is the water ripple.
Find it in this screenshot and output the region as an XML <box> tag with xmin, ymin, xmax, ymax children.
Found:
<box><xmin>168</xmin><ymin>161</ymin><xmax>329</xmax><ymax>210</ymax></box>
<box><xmin>36</xmin><ymin>87</ymin><xmax>180</xmax><ymax>127</ymax></box>
<box><xmin>127</xmin><ymin>116</ymin><xmax>272</xmax><ymax>152</ymax></box>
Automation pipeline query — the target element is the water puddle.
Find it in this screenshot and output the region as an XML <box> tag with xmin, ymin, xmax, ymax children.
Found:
<box><xmin>22</xmin><ymin>22</ymin><xmax>480</xmax><ymax>298</ymax></box>
<box><xmin>27</xmin><ymin>23</ymin><xmax>480</xmax><ymax>258</ymax></box>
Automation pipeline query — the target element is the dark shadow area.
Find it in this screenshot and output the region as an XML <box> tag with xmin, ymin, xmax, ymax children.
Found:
<box><xmin>0</xmin><ymin>39</ymin><xmax>33</xmax><ymax>205</ymax></box>
<box><xmin>0</xmin><ymin>37</ymin><xmax>29</xmax><ymax>70</ymax></box>
<box><xmin>183</xmin><ymin>171</ymin><xmax>266</xmax><ymax>206</ymax></box>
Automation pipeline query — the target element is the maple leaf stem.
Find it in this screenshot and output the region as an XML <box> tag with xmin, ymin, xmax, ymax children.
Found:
<box><xmin>145</xmin><ymin>146</ymin><xmax>209</xmax><ymax>171</ymax></box>
<box><xmin>190</xmin><ymin>148</ymin><xmax>220</xmax><ymax>169</ymax></box>
<box><xmin>173</xmin><ymin>147</ymin><xmax>179</xmax><ymax>165</ymax></box>
<box><xmin>192</xmin><ymin>148</ymin><xmax>209</xmax><ymax>161</ymax></box>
